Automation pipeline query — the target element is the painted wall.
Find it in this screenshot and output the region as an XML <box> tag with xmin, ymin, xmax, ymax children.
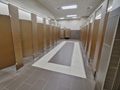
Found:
<box><xmin>58</xmin><ymin>17</ymin><xmax>88</xmax><ymax>30</ymax></box>
<box><xmin>1</xmin><ymin>0</ymin><xmax>55</xmax><ymax>19</ymax></box>
<box><xmin>112</xmin><ymin>0</ymin><xmax>120</xmax><ymax>10</ymax></box>
<box><xmin>0</xmin><ymin>2</ymin><xmax>9</xmax><ymax>15</ymax></box>
<box><xmin>19</xmin><ymin>9</ymin><xmax>31</xmax><ymax>20</ymax></box>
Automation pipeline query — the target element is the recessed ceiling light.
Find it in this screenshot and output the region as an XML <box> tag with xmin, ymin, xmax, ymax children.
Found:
<box><xmin>61</xmin><ymin>5</ymin><xmax>77</xmax><ymax>10</ymax></box>
<box><xmin>59</xmin><ymin>17</ymin><xmax>64</xmax><ymax>19</ymax></box>
<box><xmin>67</xmin><ymin>15</ymin><xmax>77</xmax><ymax>17</ymax></box>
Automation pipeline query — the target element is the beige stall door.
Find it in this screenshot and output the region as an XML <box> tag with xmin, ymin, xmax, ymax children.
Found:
<box><xmin>0</xmin><ymin>15</ymin><xmax>15</xmax><ymax>69</ymax></box>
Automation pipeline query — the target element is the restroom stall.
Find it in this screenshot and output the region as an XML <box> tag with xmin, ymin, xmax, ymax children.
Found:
<box><xmin>0</xmin><ymin>15</ymin><xmax>16</xmax><ymax>69</ymax></box>
<box><xmin>37</xmin><ymin>16</ymin><xmax>44</xmax><ymax>51</ymax></box>
<box><xmin>57</xmin><ymin>27</ymin><xmax>60</xmax><ymax>41</ymax></box>
<box><xmin>65</xmin><ymin>28</ymin><xmax>70</xmax><ymax>39</ymax></box>
<box><xmin>19</xmin><ymin>11</ymin><xmax>33</xmax><ymax>57</ymax></box>
<box><xmin>88</xmin><ymin>7</ymin><xmax>102</xmax><ymax>61</ymax></box>
<box><xmin>93</xmin><ymin>0</ymin><xmax>112</xmax><ymax>74</ymax></box>
<box><xmin>81</xmin><ymin>25</ymin><xmax>88</xmax><ymax>47</ymax></box>
<box><xmin>60</xmin><ymin>28</ymin><xmax>65</xmax><ymax>39</ymax></box>
<box><xmin>86</xmin><ymin>23</ymin><xmax>92</xmax><ymax>52</ymax></box>
<box><xmin>37</xmin><ymin>23</ymin><xmax>44</xmax><ymax>50</ymax></box>
<box><xmin>54</xmin><ymin>26</ymin><xmax>57</xmax><ymax>42</ymax></box>
<box><xmin>51</xmin><ymin>25</ymin><xmax>55</xmax><ymax>45</ymax></box>
<box><xmin>46</xmin><ymin>24</ymin><xmax>50</xmax><ymax>47</ymax></box>
<box><xmin>9</xmin><ymin>4</ymin><xmax>24</xmax><ymax>70</ymax></box>
<box><xmin>90</xmin><ymin>19</ymin><xmax>100</xmax><ymax>60</ymax></box>
<box><xmin>96</xmin><ymin>6</ymin><xmax>120</xmax><ymax>90</ymax></box>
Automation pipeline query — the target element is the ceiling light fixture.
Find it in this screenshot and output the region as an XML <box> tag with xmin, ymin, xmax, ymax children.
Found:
<box><xmin>95</xmin><ymin>14</ymin><xmax>101</xmax><ymax>19</ymax></box>
<box><xmin>59</xmin><ymin>17</ymin><xmax>64</xmax><ymax>19</ymax></box>
<box><xmin>72</xmin><ymin>17</ymin><xmax>77</xmax><ymax>18</ymax></box>
<box><xmin>61</xmin><ymin>5</ymin><xmax>77</xmax><ymax>10</ymax></box>
<box><xmin>107</xmin><ymin>6</ymin><xmax>112</xmax><ymax>11</ymax></box>
<box><xmin>67</xmin><ymin>15</ymin><xmax>77</xmax><ymax>17</ymax></box>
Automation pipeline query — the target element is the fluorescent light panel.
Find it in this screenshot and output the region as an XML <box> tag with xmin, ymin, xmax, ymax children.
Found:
<box><xmin>95</xmin><ymin>14</ymin><xmax>101</xmax><ymax>19</ymax></box>
<box><xmin>62</xmin><ymin>5</ymin><xmax>77</xmax><ymax>10</ymax></box>
<box><xmin>59</xmin><ymin>17</ymin><xmax>64</xmax><ymax>19</ymax></box>
<box><xmin>108</xmin><ymin>6</ymin><xmax>112</xmax><ymax>11</ymax></box>
<box><xmin>67</xmin><ymin>15</ymin><xmax>77</xmax><ymax>17</ymax></box>
<box><xmin>72</xmin><ymin>17</ymin><xmax>77</xmax><ymax>18</ymax></box>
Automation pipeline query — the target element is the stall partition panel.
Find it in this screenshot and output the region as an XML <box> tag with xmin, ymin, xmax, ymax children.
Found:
<box><xmin>83</xmin><ymin>26</ymin><xmax>87</xmax><ymax>47</ymax></box>
<box><xmin>80</xmin><ymin>28</ymin><xmax>83</xmax><ymax>41</ymax></box>
<box><xmin>90</xmin><ymin>19</ymin><xmax>100</xmax><ymax>60</ymax></box>
<box><xmin>56</xmin><ymin>27</ymin><xmax>58</xmax><ymax>42</ymax></box>
<box><xmin>87</xmin><ymin>17</ymin><xmax>96</xmax><ymax>60</ymax></box>
<box><xmin>46</xmin><ymin>25</ymin><xmax>50</xmax><ymax>47</ymax></box>
<box><xmin>85</xmin><ymin>25</ymin><xmax>89</xmax><ymax>51</ymax></box>
<box><xmin>93</xmin><ymin>12</ymin><xmax>109</xmax><ymax>73</ymax></box>
<box><xmin>57</xmin><ymin>27</ymin><xmax>59</xmax><ymax>40</ymax></box>
<box><xmin>54</xmin><ymin>27</ymin><xmax>57</xmax><ymax>42</ymax></box>
<box><xmin>43</xmin><ymin>18</ymin><xmax>47</xmax><ymax>51</ymax></box>
<box><xmin>31</xmin><ymin>14</ymin><xmax>38</xmax><ymax>58</ymax></box>
<box><xmin>86</xmin><ymin>23</ymin><xmax>92</xmax><ymax>52</ymax></box>
<box><xmin>0</xmin><ymin>15</ymin><xmax>15</xmax><ymax>69</ymax></box>
<box><xmin>57</xmin><ymin>27</ymin><xmax>60</xmax><ymax>40</ymax></box>
<box><xmin>8</xmin><ymin>4</ymin><xmax>23</xmax><ymax>70</ymax></box>
<box><xmin>84</xmin><ymin>25</ymin><xmax>88</xmax><ymax>47</ymax></box>
<box><xmin>37</xmin><ymin>23</ymin><xmax>44</xmax><ymax>50</ymax></box>
<box><xmin>80</xmin><ymin>27</ymin><xmax>84</xmax><ymax>44</ymax></box>
<box><xmin>20</xmin><ymin>20</ymin><xmax>33</xmax><ymax>57</ymax></box>
<box><xmin>58</xmin><ymin>27</ymin><xmax>60</xmax><ymax>40</ymax></box>
<box><xmin>60</xmin><ymin>29</ymin><xmax>64</xmax><ymax>39</ymax></box>
<box><xmin>52</xmin><ymin>26</ymin><xmax>54</xmax><ymax>44</ymax></box>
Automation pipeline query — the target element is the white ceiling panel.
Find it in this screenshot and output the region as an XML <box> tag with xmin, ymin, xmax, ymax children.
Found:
<box><xmin>38</xmin><ymin>0</ymin><xmax>104</xmax><ymax>19</ymax></box>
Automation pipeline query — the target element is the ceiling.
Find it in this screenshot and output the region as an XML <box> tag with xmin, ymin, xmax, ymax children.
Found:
<box><xmin>38</xmin><ymin>0</ymin><xmax>104</xmax><ymax>19</ymax></box>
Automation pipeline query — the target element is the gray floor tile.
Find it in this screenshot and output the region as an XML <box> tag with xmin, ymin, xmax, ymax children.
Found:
<box><xmin>30</xmin><ymin>79</ymin><xmax>46</xmax><ymax>90</ymax></box>
<box><xmin>0</xmin><ymin>40</ymin><xmax>95</xmax><ymax>90</ymax></box>
<box><xmin>43</xmin><ymin>75</ymin><xmax>61</xmax><ymax>90</ymax></box>
<box><xmin>59</xmin><ymin>75</ymin><xmax>73</xmax><ymax>88</ymax></box>
<box><xmin>5</xmin><ymin>73</ymin><xmax>28</xmax><ymax>90</ymax></box>
<box><xmin>24</xmin><ymin>70</ymin><xmax>42</xmax><ymax>85</ymax></box>
<box><xmin>57</xmin><ymin>86</ymin><xmax>70</xmax><ymax>90</ymax></box>
<box><xmin>49</xmin><ymin>42</ymin><xmax>74</xmax><ymax>66</ymax></box>
<box><xmin>24</xmin><ymin>67</ymin><xmax>38</xmax><ymax>75</ymax></box>
<box><xmin>39</xmin><ymin>70</ymin><xmax>53</xmax><ymax>81</ymax></box>
<box><xmin>0</xmin><ymin>77</ymin><xmax>15</xmax><ymax>89</ymax></box>
<box><xmin>2</xmin><ymin>88</ymin><xmax>8</xmax><ymax>90</ymax></box>
<box><xmin>16</xmin><ymin>83</ymin><xmax>31</xmax><ymax>90</ymax></box>
<box><xmin>71</xmin><ymin>78</ymin><xmax>84</xmax><ymax>90</ymax></box>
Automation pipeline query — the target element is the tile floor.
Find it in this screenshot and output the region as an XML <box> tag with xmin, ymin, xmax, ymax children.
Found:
<box><xmin>0</xmin><ymin>39</ymin><xmax>95</xmax><ymax>90</ymax></box>
<box><xmin>32</xmin><ymin>41</ymin><xmax>86</xmax><ymax>78</ymax></box>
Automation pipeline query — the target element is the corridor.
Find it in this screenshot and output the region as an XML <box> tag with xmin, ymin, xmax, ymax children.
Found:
<box><xmin>0</xmin><ymin>0</ymin><xmax>120</xmax><ymax>90</ymax></box>
<box><xmin>0</xmin><ymin>40</ymin><xmax>95</xmax><ymax>90</ymax></box>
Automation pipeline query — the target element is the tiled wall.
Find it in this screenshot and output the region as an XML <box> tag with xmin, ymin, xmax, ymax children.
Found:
<box><xmin>70</xmin><ymin>30</ymin><xmax>80</xmax><ymax>40</ymax></box>
<box><xmin>95</xmin><ymin>7</ymin><xmax>120</xmax><ymax>90</ymax></box>
<box><xmin>103</xmin><ymin>18</ymin><xmax>120</xmax><ymax>90</ymax></box>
